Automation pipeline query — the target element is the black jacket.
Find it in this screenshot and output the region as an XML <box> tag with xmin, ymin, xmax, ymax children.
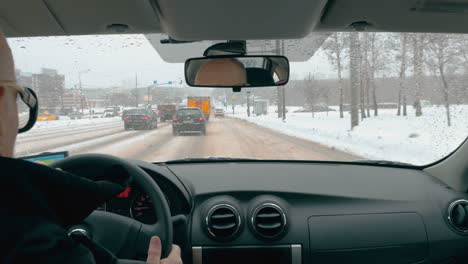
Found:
<box><xmin>0</xmin><ymin>156</ymin><xmax>130</xmax><ymax>264</ymax></box>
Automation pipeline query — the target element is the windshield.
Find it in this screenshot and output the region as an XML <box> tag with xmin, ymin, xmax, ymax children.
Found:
<box><xmin>10</xmin><ymin>33</ymin><xmax>468</xmax><ymax>165</ymax></box>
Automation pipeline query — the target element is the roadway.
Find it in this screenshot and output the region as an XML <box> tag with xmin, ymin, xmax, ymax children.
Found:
<box><xmin>15</xmin><ymin>116</ymin><xmax>360</xmax><ymax>162</ymax></box>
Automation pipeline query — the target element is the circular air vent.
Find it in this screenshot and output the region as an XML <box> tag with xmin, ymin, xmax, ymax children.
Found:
<box><xmin>448</xmin><ymin>199</ymin><xmax>468</xmax><ymax>233</ymax></box>
<box><xmin>206</xmin><ymin>204</ymin><xmax>241</xmax><ymax>240</ymax></box>
<box><xmin>252</xmin><ymin>203</ymin><xmax>286</xmax><ymax>238</ymax></box>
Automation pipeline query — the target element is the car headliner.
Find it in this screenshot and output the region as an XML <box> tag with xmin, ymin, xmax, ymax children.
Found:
<box><xmin>2</xmin><ymin>0</ymin><xmax>467</xmax><ymax>39</ymax></box>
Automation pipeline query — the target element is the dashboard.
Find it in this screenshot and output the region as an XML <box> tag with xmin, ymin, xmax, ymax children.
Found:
<box><xmin>102</xmin><ymin>160</ymin><xmax>468</xmax><ymax>264</ymax></box>
<box><xmin>98</xmin><ymin>166</ymin><xmax>191</xmax><ymax>224</ymax></box>
<box><xmin>99</xmin><ymin>185</ymin><xmax>156</xmax><ymax>224</ymax></box>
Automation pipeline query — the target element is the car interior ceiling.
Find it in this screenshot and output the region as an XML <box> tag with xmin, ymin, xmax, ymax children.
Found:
<box><xmin>5</xmin><ymin>0</ymin><xmax>468</xmax><ymax>264</ymax></box>
<box><xmin>3</xmin><ymin>0</ymin><xmax>468</xmax><ymax>38</ymax></box>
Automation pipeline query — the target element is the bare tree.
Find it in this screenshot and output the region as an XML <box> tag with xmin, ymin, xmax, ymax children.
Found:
<box><xmin>359</xmin><ymin>33</ymin><xmax>369</xmax><ymax>120</ymax></box>
<box><xmin>303</xmin><ymin>73</ymin><xmax>321</xmax><ymax>118</ymax></box>
<box><xmin>426</xmin><ymin>34</ymin><xmax>461</xmax><ymax>126</ymax></box>
<box><xmin>368</xmin><ymin>33</ymin><xmax>379</xmax><ymax>116</ymax></box>
<box><xmin>455</xmin><ymin>35</ymin><xmax>468</xmax><ymax>104</ymax></box>
<box><xmin>362</xmin><ymin>34</ymin><xmax>371</xmax><ymax>117</ymax></box>
<box><xmin>411</xmin><ymin>34</ymin><xmax>425</xmax><ymax>116</ymax></box>
<box><xmin>363</xmin><ymin>33</ymin><xmax>389</xmax><ymax>117</ymax></box>
<box><xmin>349</xmin><ymin>32</ymin><xmax>360</xmax><ymax>129</ymax></box>
<box><xmin>396</xmin><ymin>33</ymin><xmax>409</xmax><ymax>116</ymax></box>
<box><xmin>322</xmin><ymin>33</ymin><xmax>347</xmax><ymax>118</ymax></box>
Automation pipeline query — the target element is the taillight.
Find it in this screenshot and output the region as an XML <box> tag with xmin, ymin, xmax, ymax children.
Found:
<box><xmin>199</xmin><ymin>117</ymin><xmax>205</xmax><ymax>121</ymax></box>
<box><xmin>173</xmin><ymin>117</ymin><xmax>179</xmax><ymax>122</ymax></box>
<box><xmin>142</xmin><ymin>116</ymin><xmax>150</xmax><ymax>120</ymax></box>
<box><xmin>124</xmin><ymin>116</ymin><xmax>130</xmax><ymax>120</ymax></box>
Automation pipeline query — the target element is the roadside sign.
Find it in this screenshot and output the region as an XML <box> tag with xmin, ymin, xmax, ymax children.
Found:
<box><xmin>168</xmin><ymin>81</ymin><xmax>173</xmax><ymax>84</ymax></box>
<box><xmin>153</xmin><ymin>80</ymin><xmax>157</xmax><ymax>84</ymax></box>
<box><xmin>246</xmin><ymin>90</ymin><xmax>251</xmax><ymax>94</ymax></box>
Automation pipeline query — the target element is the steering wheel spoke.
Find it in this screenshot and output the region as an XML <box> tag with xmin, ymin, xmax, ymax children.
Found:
<box><xmin>73</xmin><ymin>210</ymin><xmax>141</xmax><ymax>259</ymax></box>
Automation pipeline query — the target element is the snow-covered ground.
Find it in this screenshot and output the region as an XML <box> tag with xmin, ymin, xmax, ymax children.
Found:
<box><xmin>227</xmin><ymin>105</ymin><xmax>468</xmax><ymax>165</ymax></box>
<box><xmin>29</xmin><ymin>117</ymin><xmax>121</xmax><ymax>131</ymax></box>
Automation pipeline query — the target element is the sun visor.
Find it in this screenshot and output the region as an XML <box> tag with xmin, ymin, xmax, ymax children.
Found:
<box><xmin>146</xmin><ymin>32</ymin><xmax>330</xmax><ymax>63</ymax></box>
<box><xmin>45</xmin><ymin>0</ymin><xmax>162</xmax><ymax>35</ymax></box>
<box><xmin>0</xmin><ymin>0</ymin><xmax>65</xmax><ymax>37</ymax></box>
<box><xmin>154</xmin><ymin>0</ymin><xmax>327</xmax><ymax>40</ymax></box>
<box><xmin>1</xmin><ymin>0</ymin><xmax>163</xmax><ymax>37</ymax></box>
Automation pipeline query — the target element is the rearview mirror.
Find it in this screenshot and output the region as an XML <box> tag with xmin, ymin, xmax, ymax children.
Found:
<box><xmin>185</xmin><ymin>55</ymin><xmax>289</xmax><ymax>88</ymax></box>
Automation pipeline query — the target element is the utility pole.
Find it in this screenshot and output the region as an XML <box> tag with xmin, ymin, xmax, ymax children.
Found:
<box><xmin>281</xmin><ymin>40</ymin><xmax>286</xmax><ymax>121</ymax></box>
<box><xmin>78</xmin><ymin>69</ymin><xmax>90</xmax><ymax>114</ymax></box>
<box><xmin>135</xmin><ymin>73</ymin><xmax>138</xmax><ymax>107</ymax></box>
<box><xmin>276</xmin><ymin>40</ymin><xmax>282</xmax><ymax>118</ymax></box>
<box><xmin>247</xmin><ymin>92</ymin><xmax>251</xmax><ymax>117</ymax></box>
<box><xmin>147</xmin><ymin>85</ymin><xmax>151</xmax><ymax>108</ymax></box>
<box><xmin>78</xmin><ymin>72</ymin><xmax>83</xmax><ymax>114</ymax></box>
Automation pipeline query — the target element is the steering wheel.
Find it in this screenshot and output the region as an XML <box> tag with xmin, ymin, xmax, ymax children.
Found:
<box><xmin>52</xmin><ymin>154</ymin><xmax>173</xmax><ymax>261</ymax></box>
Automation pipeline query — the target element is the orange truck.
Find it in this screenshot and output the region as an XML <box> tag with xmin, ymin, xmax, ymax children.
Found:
<box><xmin>187</xmin><ymin>96</ymin><xmax>211</xmax><ymax>120</ymax></box>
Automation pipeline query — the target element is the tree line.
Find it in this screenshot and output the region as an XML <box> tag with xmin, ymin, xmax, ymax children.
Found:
<box><xmin>304</xmin><ymin>32</ymin><xmax>468</xmax><ymax>129</ymax></box>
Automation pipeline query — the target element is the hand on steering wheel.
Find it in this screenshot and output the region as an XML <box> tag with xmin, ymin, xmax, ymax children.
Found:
<box><xmin>52</xmin><ymin>154</ymin><xmax>173</xmax><ymax>261</ymax></box>
<box><xmin>146</xmin><ymin>236</ymin><xmax>182</xmax><ymax>264</ymax></box>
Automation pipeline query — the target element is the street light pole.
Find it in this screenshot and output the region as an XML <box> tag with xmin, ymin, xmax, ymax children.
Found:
<box><xmin>135</xmin><ymin>73</ymin><xmax>138</xmax><ymax>107</ymax></box>
<box><xmin>78</xmin><ymin>69</ymin><xmax>90</xmax><ymax>114</ymax></box>
<box><xmin>147</xmin><ymin>85</ymin><xmax>151</xmax><ymax>107</ymax></box>
<box><xmin>247</xmin><ymin>93</ymin><xmax>250</xmax><ymax>117</ymax></box>
<box><xmin>78</xmin><ymin>72</ymin><xmax>82</xmax><ymax>114</ymax></box>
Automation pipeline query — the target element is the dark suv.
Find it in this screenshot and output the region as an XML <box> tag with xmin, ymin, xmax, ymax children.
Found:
<box><xmin>172</xmin><ymin>107</ymin><xmax>206</xmax><ymax>136</ymax></box>
<box><xmin>122</xmin><ymin>108</ymin><xmax>158</xmax><ymax>130</ymax></box>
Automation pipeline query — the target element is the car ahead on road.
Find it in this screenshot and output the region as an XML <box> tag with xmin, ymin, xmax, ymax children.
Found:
<box><xmin>102</xmin><ymin>109</ymin><xmax>116</xmax><ymax>118</ymax></box>
<box><xmin>37</xmin><ymin>110</ymin><xmax>59</xmax><ymax>121</ymax></box>
<box><xmin>172</xmin><ymin>107</ymin><xmax>206</xmax><ymax>136</ymax></box>
<box><xmin>123</xmin><ymin>108</ymin><xmax>158</xmax><ymax>130</ymax></box>
<box><xmin>103</xmin><ymin>106</ymin><xmax>122</xmax><ymax>117</ymax></box>
<box><xmin>158</xmin><ymin>104</ymin><xmax>177</xmax><ymax>122</ymax></box>
<box><xmin>68</xmin><ymin>111</ymin><xmax>82</xmax><ymax>120</ymax></box>
<box><xmin>214</xmin><ymin>108</ymin><xmax>224</xmax><ymax>117</ymax></box>
<box><xmin>90</xmin><ymin>110</ymin><xmax>104</xmax><ymax>119</ymax></box>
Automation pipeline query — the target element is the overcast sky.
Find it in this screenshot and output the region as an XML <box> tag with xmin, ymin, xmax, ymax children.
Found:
<box><xmin>8</xmin><ymin>34</ymin><xmax>335</xmax><ymax>89</ymax></box>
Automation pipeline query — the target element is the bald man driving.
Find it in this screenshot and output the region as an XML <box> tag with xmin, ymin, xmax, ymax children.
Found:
<box><xmin>194</xmin><ymin>58</ymin><xmax>247</xmax><ymax>86</ymax></box>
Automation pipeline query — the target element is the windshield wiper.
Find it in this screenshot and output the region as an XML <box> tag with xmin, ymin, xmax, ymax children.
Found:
<box><xmin>353</xmin><ymin>160</ymin><xmax>415</xmax><ymax>167</ymax></box>
<box><xmin>163</xmin><ymin>158</ymin><xmax>417</xmax><ymax>167</ymax></box>
<box><xmin>163</xmin><ymin>157</ymin><xmax>260</xmax><ymax>164</ymax></box>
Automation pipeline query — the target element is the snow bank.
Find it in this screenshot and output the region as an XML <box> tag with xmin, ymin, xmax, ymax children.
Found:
<box><xmin>30</xmin><ymin>117</ymin><xmax>121</xmax><ymax>131</ymax></box>
<box><xmin>228</xmin><ymin>105</ymin><xmax>468</xmax><ymax>165</ymax></box>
